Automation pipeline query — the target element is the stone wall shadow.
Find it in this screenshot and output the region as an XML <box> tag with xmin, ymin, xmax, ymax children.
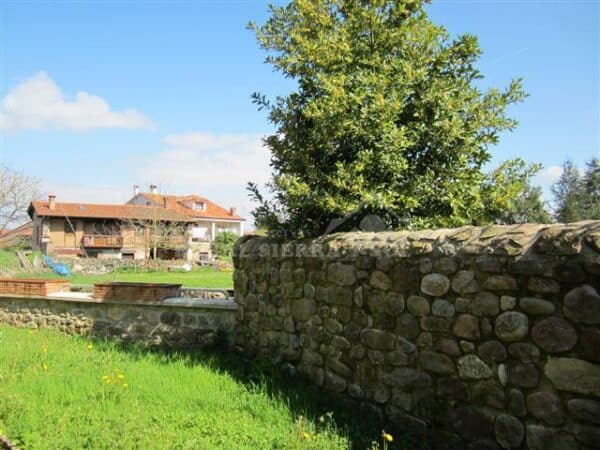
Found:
<box><xmin>109</xmin><ymin>340</ymin><xmax>430</xmax><ymax>450</ymax></box>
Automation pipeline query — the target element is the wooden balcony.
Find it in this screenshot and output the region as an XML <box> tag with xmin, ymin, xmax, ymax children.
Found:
<box><xmin>82</xmin><ymin>234</ymin><xmax>124</xmax><ymax>248</ymax></box>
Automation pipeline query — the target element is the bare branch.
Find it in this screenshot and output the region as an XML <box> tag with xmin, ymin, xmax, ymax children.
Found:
<box><xmin>0</xmin><ymin>166</ymin><xmax>41</xmax><ymax>233</ymax></box>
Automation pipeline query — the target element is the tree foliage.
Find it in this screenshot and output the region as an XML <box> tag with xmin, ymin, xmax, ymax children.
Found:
<box><xmin>581</xmin><ymin>158</ymin><xmax>600</xmax><ymax>219</ymax></box>
<box><xmin>481</xmin><ymin>159</ymin><xmax>551</xmax><ymax>224</ymax></box>
<box><xmin>248</xmin><ymin>0</ymin><xmax>527</xmax><ymax>238</ymax></box>
<box><xmin>211</xmin><ymin>231</ymin><xmax>239</xmax><ymax>257</ymax></box>
<box><xmin>553</xmin><ymin>158</ymin><xmax>600</xmax><ymax>222</ymax></box>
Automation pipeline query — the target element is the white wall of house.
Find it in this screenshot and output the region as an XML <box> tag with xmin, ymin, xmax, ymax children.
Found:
<box><xmin>213</xmin><ymin>221</ymin><xmax>243</xmax><ymax>238</ymax></box>
<box><xmin>192</xmin><ymin>220</ymin><xmax>243</xmax><ymax>241</ymax></box>
<box><xmin>185</xmin><ymin>220</ymin><xmax>243</xmax><ymax>261</ymax></box>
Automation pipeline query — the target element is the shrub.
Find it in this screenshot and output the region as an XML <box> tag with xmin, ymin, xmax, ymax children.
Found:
<box><xmin>211</xmin><ymin>231</ymin><xmax>239</xmax><ymax>257</ymax></box>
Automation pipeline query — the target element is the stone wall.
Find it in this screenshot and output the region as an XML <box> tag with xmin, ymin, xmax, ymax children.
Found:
<box><xmin>0</xmin><ymin>294</ymin><xmax>236</xmax><ymax>348</ymax></box>
<box><xmin>233</xmin><ymin>222</ymin><xmax>600</xmax><ymax>449</ymax></box>
<box><xmin>54</xmin><ymin>257</ymin><xmax>232</xmax><ymax>275</ymax></box>
<box><xmin>56</xmin><ymin>257</ymin><xmax>191</xmax><ymax>274</ymax></box>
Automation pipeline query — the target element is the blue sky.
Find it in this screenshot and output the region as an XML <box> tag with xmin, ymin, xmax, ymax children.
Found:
<box><xmin>1</xmin><ymin>0</ymin><xmax>598</xmax><ymax>223</ymax></box>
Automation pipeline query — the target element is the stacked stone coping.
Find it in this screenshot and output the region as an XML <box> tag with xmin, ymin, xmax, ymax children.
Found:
<box><xmin>233</xmin><ymin>221</ymin><xmax>600</xmax><ymax>450</ymax></box>
<box><xmin>0</xmin><ymin>294</ymin><xmax>236</xmax><ymax>348</ymax></box>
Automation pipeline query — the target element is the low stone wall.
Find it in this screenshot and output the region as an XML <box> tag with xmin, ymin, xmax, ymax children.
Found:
<box><xmin>55</xmin><ymin>257</ymin><xmax>191</xmax><ymax>274</ymax></box>
<box><xmin>55</xmin><ymin>257</ymin><xmax>232</xmax><ymax>275</ymax></box>
<box><xmin>181</xmin><ymin>287</ymin><xmax>234</xmax><ymax>299</ymax></box>
<box><xmin>233</xmin><ymin>222</ymin><xmax>600</xmax><ymax>449</ymax></box>
<box><xmin>0</xmin><ymin>294</ymin><xmax>236</xmax><ymax>348</ymax></box>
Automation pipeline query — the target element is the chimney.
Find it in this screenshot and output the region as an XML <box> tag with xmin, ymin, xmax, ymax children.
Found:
<box><xmin>149</xmin><ymin>184</ymin><xmax>158</xmax><ymax>194</ymax></box>
<box><xmin>229</xmin><ymin>207</ymin><xmax>237</xmax><ymax>216</ymax></box>
<box><xmin>48</xmin><ymin>194</ymin><xmax>56</xmax><ymax>210</ymax></box>
<box><xmin>133</xmin><ymin>185</ymin><xmax>140</xmax><ymax>196</ymax></box>
<box><xmin>163</xmin><ymin>198</ymin><xmax>168</xmax><ymax>209</ymax></box>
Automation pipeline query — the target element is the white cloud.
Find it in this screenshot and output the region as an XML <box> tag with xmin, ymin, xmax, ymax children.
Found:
<box><xmin>0</xmin><ymin>72</ymin><xmax>153</xmax><ymax>131</ymax></box>
<box><xmin>133</xmin><ymin>132</ymin><xmax>273</xmax><ymax>227</ymax></box>
<box><xmin>534</xmin><ymin>164</ymin><xmax>586</xmax><ymax>203</ymax></box>
<box><xmin>537</xmin><ymin>165</ymin><xmax>564</xmax><ymax>185</ymax></box>
<box><xmin>138</xmin><ymin>132</ymin><xmax>271</xmax><ymax>189</ymax></box>
<box><xmin>536</xmin><ymin>164</ymin><xmax>586</xmax><ymax>186</ymax></box>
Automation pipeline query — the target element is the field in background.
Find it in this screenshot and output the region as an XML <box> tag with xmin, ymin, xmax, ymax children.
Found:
<box><xmin>0</xmin><ymin>326</ymin><xmax>403</xmax><ymax>450</ymax></box>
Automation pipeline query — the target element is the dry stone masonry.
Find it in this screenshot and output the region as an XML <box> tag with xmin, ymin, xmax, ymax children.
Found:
<box><xmin>0</xmin><ymin>295</ymin><xmax>236</xmax><ymax>348</ymax></box>
<box><xmin>233</xmin><ymin>221</ymin><xmax>600</xmax><ymax>449</ymax></box>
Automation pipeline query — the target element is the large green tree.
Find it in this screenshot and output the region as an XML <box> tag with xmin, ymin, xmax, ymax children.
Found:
<box><xmin>249</xmin><ymin>0</ymin><xmax>527</xmax><ymax>237</ymax></box>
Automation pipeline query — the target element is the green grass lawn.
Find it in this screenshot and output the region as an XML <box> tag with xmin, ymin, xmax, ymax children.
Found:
<box><xmin>0</xmin><ymin>326</ymin><xmax>415</xmax><ymax>450</ymax></box>
<box><xmin>0</xmin><ymin>250</ymin><xmax>21</xmax><ymax>271</ymax></box>
<box><xmin>15</xmin><ymin>267</ymin><xmax>233</xmax><ymax>288</ymax></box>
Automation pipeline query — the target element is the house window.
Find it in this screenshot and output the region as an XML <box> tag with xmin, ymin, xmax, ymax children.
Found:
<box><xmin>192</xmin><ymin>224</ymin><xmax>208</xmax><ymax>241</ymax></box>
<box><xmin>192</xmin><ymin>201</ymin><xmax>205</xmax><ymax>211</ymax></box>
<box><xmin>64</xmin><ymin>220</ymin><xmax>77</xmax><ymax>233</ymax></box>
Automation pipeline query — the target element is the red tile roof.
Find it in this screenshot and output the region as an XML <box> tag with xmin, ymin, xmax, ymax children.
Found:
<box><xmin>28</xmin><ymin>192</ymin><xmax>245</xmax><ymax>222</ymax></box>
<box><xmin>131</xmin><ymin>193</ymin><xmax>245</xmax><ymax>221</ymax></box>
<box><xmin>2</xmin><ymin>221</ymin><xmax>34</xmax><ymax>236</ymax></box>
<box><xmin>29</xmin><ymin>201</ymin><xmax>194</xmax><ymax>222</ymax></box>
<box><xmin>0</xmin><ymin>221</ymin><xmax>34</xmax><ymax>247</ymax></box>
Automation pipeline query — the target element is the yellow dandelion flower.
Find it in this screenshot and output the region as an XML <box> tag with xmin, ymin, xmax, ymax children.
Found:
<box><xmin>29</xmin><ymin>330</ymin><xmax>33</xmax><ymax>335</ymax></box>
<box><xmin>117</xmin><ymin>374</ymin><xmax>125</xmax><ymax>379</ymax></box>
<box><xmin>302</xmin><ymin>432</ymin><xmax>310</xmax><ymax>440</ymax></box>
<box><xmin>123</xmin><ymin>383</ymin><xmax>128</xmax><ymax>389</ymax></box>
<box><xmin>102</xmin><ymin>375</ymin><xmax>109</xmax><ymax>381</ymax></box>
<box><xmin>382</xmin><ymin>431</ymin><xmax>393</xmax><ymax>443</ymax></box>
<box><xmin>87</xmin><ymin>344</ymin><xmax>93</xmax><ymax>350</ymax></box>
<box><xmin>42</xmin><ymin>348</ymin><xmax>47</xmax><ymax>353</ymax></box>
<box><xmin>42</xmin><ymin>363</ymin><xmax>48</xmax><ymax>371</ymax></box>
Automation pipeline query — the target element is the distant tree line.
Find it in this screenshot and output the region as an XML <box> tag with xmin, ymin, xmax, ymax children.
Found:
<box><xmin>551</xmin><ymin>158</ymin><xmax>600</xmax><ymax>223</ymax></box>
<box><xmin>492</xmin><ymin>158</ymin><xmax>599</xmax><ymax>225</ymax></box>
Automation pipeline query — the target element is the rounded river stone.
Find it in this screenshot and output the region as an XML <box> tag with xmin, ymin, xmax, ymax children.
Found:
<box><xmin>495</xmin><ymin>312</ymin><xmax>528</xmax><ymax>342</ymax></box>
<box><xmin>495</xmin><ymin>414</ymin><xmax>524</xmax><ymax>449</ymax></box>
<box><xmin>421</xmin><ymin>273</ymin><xmax>451</xmax><ymax>297</ymax></box>
<box><xmin>531</xmin><ymin>317</ymin><xmax>577</xmax><ymax>353</ymax></box>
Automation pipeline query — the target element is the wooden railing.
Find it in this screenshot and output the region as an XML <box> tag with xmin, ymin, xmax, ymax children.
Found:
<box><xmin>82</xmin><ymin>235</ymin><xmax>124</xmax><ymax>248</ymax></box>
